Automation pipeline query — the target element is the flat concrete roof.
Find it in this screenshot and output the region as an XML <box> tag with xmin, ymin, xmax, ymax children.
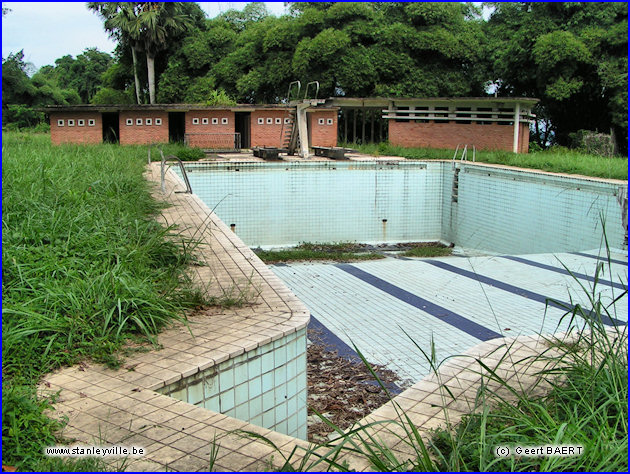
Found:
<box><xmin>326</xmin><ymin>96</ymin><xmax>540</xmax><ymax>108</ymax></box>
<box><xmin>44</xmin><ymin>96</ymin><xmax>538</xmax><ymax>114</ymax></box>
<box><xmin>43</xmin><ymin>103</ymin><xmax>339</xmax><ymax>113</ymax></box>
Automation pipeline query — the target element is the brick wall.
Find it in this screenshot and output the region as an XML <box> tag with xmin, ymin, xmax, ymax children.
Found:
<box><xmin>308</xmin><ymin>110</ymin><xmax>338</xmax><ymax>147</ymax></box>
<box><xmin>519</xmin><ymin>123</ymin><xmax>530</xmax><ymax>153</ymax></box>
<box><xmin>50</xmin><ymin>112</ymin><xmax>102</xmax><ymax>145</ymax></box>
<box><xmin>250</xmin><ymin>110</ymin><xmax>289</xmax><ymax>148</ymax></box>
<box><xmin>185</xmin><ymin>110</ymin><xmax>236</xmax><ymax>148</ymax></box>
<box><xmin>119</xmin><ymin>111</ymin><xmax>169</xmax><ymax>145</ymax></box>
<box><xmin>389</xmin><ymin>121</ymin><xmax>530</xmax><ymax>153</ymax></box>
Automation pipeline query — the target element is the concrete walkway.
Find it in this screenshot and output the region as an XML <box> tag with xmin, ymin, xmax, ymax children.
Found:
<box><xmin>271</xmin><ymin>250</ymin><xmax>627</xmax><ymax>384</ymax></box>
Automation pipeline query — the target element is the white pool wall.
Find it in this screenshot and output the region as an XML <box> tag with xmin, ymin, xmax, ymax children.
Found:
<box><xmin>181</xmin><ymin>161</ymin><xmax>627</xmax><ymax>254</ymax></box>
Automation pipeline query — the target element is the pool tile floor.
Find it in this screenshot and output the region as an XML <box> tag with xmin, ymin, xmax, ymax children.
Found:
<box><xmin>271</xmin><ymin>249</ymin><xmax>627</xmax><ymax>384</ymax></box>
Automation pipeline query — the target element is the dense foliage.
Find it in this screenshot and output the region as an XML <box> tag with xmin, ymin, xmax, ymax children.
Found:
<box><xmin>2</xmin><ymin>133</ymin><xmax>204</xmax><ymax>470</ymax></box>
<box><xmin>2</xmin><ymin>2</ymin><xmax>627</xmax><ymax>151</ymax></box>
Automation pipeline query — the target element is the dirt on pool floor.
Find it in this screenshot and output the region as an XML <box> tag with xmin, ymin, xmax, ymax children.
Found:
<box><xmin>306</xmin><ymin>327</ymin><xmax>410</xmax><ymax>444</ymax></box>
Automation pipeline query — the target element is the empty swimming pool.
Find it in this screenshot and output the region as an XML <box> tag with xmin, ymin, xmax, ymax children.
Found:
<box><xmin>176</xmin><ymin>160</ymin><xmax>628</xmax><ymax>382</ymax></box>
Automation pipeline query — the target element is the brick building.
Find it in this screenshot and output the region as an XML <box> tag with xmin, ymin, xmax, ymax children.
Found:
<box><xmin>329</xmin><ymin>97</ymin><xmax>538</xmax><ymax>153</ymax></box>
<box><xmin>46</xmin><ymin>104</ymin><xmax>338</xmax><ymax>150</ymax></box>
<box><xmin>47</xmin><ymin>96</ymin><xmax>537</xmax><ymax>154</ymax></box>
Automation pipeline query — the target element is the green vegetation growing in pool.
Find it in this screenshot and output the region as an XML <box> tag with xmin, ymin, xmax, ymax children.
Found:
<box><xmin>255</xmin><ymin>242</ymin><xmax>453</xmax><ymax>263</ymax></box>
<box><xmin>401</xmin><ymin>242</ymin><xmax>452</xmax><ymax>258</ymax></box>
<box><xmin>254</xmin><ymin>242</ymin><xmax>385</xmax><ymax>263</ymax></box>
<box><xmin>2</xmin><ymin>131</ymin><xmax>205</xmax><ymax>471</ymax></box>
<box><xmin>351</xmin><ymin>142</ymin><xmax>628</xmax><ymax>180</ymax></box>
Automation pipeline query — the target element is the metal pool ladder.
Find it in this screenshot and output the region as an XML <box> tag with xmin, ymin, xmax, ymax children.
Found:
<box><xmin>452</xmin><ymin>144</ymin><xmax>476</xmax><ymax>169</ymax></box>
<box><xmin>451</xmin><ymin>144</ymin><xmax>475</xmax><ymax>202</ymax></box>
<box><xmin>150</xmin><ymin>145</ymin><xmax>193</xmax><ymax>194</ymax></box>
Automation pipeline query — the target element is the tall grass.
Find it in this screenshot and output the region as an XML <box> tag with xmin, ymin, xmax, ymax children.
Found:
<box><xmin>350</xmin><ymin>142</ymin><xmax>628</xmax><ymax>180</ymax></box>
<box><xmin>2</xmin><ymin>132</ymin><xmax>204</xmax><ymax>470</ymax></box>
<box><xmin>241</xmin><ymin>238</ymin><xmax>627</xmax><ymax>471</ymax></box>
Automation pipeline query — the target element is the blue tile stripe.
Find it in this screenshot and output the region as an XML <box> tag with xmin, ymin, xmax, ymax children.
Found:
<box><xmin>308</xmin><ymin>314</ymin><xmax>403</xmax><ymax>395</ymax></box>
<box><xmin>570</xmin><ymin>251</ymin><xmax>627</xmax><ymax>267</ymax></box>
<box><xmin>502</xmin><ymin>256</ymin><xmax>626</xmax><ymax>291</ymax></box>
<box><xmin>424</xmin><ymin>260</ymin><xmax>625</xmax><ymax>327</ymax></box>
<box><xmin>308</xmin><ymin>314</ymin><xmax>361</xmax><ymax>363</ymax></box>
<box><xmin>336</xmin><ymin>264</ymin><xmax>502</xmax><ymax>341</ymax></box>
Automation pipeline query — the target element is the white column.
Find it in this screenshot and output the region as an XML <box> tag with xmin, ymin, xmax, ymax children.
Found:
<box><xmin>512</xmin><ymin>103</ymin><xmax>520</xmax><ymax>153</ymax></box>
<box><xmin>297</xmin><ymin>103</ymin><xmax>310</xmax><ymax>158</ymax></box>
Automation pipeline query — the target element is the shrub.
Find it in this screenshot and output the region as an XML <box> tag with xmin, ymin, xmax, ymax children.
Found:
<box><xmin>569</xmin><ymin>129</ymin><xmax>616</xmax><ymax>157</ymax></box>
<box><xmin>176</xmin><ymin>147</ymin><xmax>206</xmax><ymax>161</ymax></box>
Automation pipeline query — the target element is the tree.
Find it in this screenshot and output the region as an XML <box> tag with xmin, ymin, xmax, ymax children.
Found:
<box><xmin>90</xmin><ymin>2</ymin><xmax>199</xmax><ymax>104</ymax></box>
<box><xmin>2</xmin><ymin>50</ymin><xmax>83</xmax><ymax>128</ymax></box>
<box><xmin>88</xmin><ymin>2</ymin><xmax>144</xmax><ymax>104</ymax></box>
<box><xmin>136</xmin><ymin>2</ymin><xmax>196</xmax><ymax>104</ymax></box>
<box><xmin>2</xmin><ymin>51</ymin><xmax>36</xmax><ymax>107</ymax></box>
<box><xmin>40</xmin><ymin>49</ymin><xmax>112</xmax><ymax>103</ymax></box>
<box><xmin>486</xmin><ymin>2</ymin><xmax>628</xmax><ymax>152</ymax></box>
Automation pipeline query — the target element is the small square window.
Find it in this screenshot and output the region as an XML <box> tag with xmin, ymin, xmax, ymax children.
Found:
<box><xmin>221</xmin><ymin>117</ymin><xmax>228</xmax><ymax>125</ymax></box>
<box><xmin>284</xmin><ymin>118</ymin><xmax>291</xmax><ymax>124</ymax></box>
<box><xmin>257</xmin><ymin>118</ymin><xmax>264</xmax><ymax>125</ymax></box>
<box><xmin>212</xmin><ymin>117</ymin><xmax>219</xmax><ymax>125</ymax></box>
<box><xmin>136</xmin><ymin>118</ymin><xmax>143</xmax><ymax>125</ymax></box>
<box><xmin>77</xmin><ymin>119</ymin><xmax>85</xmax><ymax>126</ymax></box>
<box><xmin>318</xmin><ymin>118</ymin><xmax>325</xmax><ymax>125</ymax></box>
<box><xmin>57</xmin><ymin>119</ymin><xmax>64</xmax><ymax>127</ymax></box>
<box><xmin>88</xmin><ymin>119</ymin><xmax>95</xmax><ymax>126</ymax></box>
<box><xmin>275</xmin><ymin>117</ymin><xmax>282</xmax><ymax>124</ymax></box>
<box><xmin>266</xmin><ymin>118</ymin><xmax>273</xmax><ymax>124</ymax></box>
<box><xmin>145</xmin><ymin>118</ymin><xmax>152</xmax><ymax>125</ymax></box>
<box><xmin>68</xmin><ymin>119</ymin><xmax>75</xmax><ymax>126</ymax></box>
<box><xmin>155</xmin><ymin>118</ymin><xmax>162</xmax><ymax>126</ymax></box>
<box><xmin>126</xmin><ymin>118</ymin><xmax>133</xmax><ymax>126</ymax></box>
<box><xmin>192</xmin><ymin>117</ymin><xmax>199</xmax><ymax>125</ymax></box>
<box><xmin>327</xmin><ymin>118</ymin><xmax>333</xmax><ymax>125</ymax></box>
<box><xmin>202</xmin><ymin>118</ymin><xmax>208</xmax><ymax>125</ymax></box>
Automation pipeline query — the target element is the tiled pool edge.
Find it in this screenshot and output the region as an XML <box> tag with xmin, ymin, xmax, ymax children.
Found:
<box><xmin>36</xmin><ymin>161</ymin><xmax>627</xmax><ymax>471</ymax></box>
<box><xmin>38</xmin><ymin>162</ymin><xmax>314</xmax><ymax>471</ymax></box>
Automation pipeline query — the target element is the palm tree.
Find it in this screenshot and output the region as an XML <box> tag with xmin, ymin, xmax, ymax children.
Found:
<box><xmin>89</xmin><ymin>2</ymin><xmax>194</xmax><ymax>104</ymax></box>
<box><xmin>88</xmin><ymin>2</ymin><xmax>143</xmax><ymax>104</ymax></box>
<box><xmin>136</xmin><ymin>2</ymin><xmax>193</xmax><ymax>104</ymax></box>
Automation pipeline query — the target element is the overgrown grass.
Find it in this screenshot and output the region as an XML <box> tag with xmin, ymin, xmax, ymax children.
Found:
<box><xmin>240</xmin><ymin>238</ymin><xmax>627</xmax><ymax>471</ymax></box>
<box><xmin>2</xmin><ymin>131</ymin><xmax>205</xmax><ymax>470</ymax></box>
<box><xmin>401</xmin><ymin>242</ymin><xmax>452</xmax><ymax>258</ymax></box>
<box><xmin>351</xmin><ymin>142</ymin><xmax>628</xmax><ymax>180</ymax></box>
<box><xmin>254</xmin><ymin>242</ymin><xmax>384</xmax><ymax>263</ymax></box>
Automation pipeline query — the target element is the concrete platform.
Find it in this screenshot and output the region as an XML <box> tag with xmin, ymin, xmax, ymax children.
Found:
<box><xmin>271</xmin><ymin>250</ymin><xmax>628</xmax><ymax>385</ymax></box>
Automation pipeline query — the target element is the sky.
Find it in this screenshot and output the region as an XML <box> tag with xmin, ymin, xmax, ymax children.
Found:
<box><xmin>1</xmin><ymin>2</ymin><xmax>290</xmax><ymax>71</ymax></box>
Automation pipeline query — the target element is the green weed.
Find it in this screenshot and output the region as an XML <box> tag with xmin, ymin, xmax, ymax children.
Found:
<box><xmin>254</xmin><ymin>242</ymin><xmax>384</xmax><ymax>263</ymax></box>
<box><xmin>401</xmin><ymin>243</ymin><xmax>452</xmax><ymax>258</ymax></box>
<box><xmin>2</xmin><ymin>131</ymin><xmax>206</xmax><ymax>470</ymax></box>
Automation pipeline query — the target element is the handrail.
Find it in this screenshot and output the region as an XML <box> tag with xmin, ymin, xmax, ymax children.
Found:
<box><xmin>304</xmin><ymin>81</ymin><xmax>319</xmax><ymax>100</ymax></box>
<box><xmin>452</xmin><ymin>144</ymin><xmax>476</xmax><ymax>168</ymax></box>
<box><xmin>287</xmin><ymin>80</ymin><xmax>301</xmax><ymax>102</ymax></box>
<box><xmin>156</xmin><ymin>147</ymin><xmax>193</xmax><ymax>194</ymax></box>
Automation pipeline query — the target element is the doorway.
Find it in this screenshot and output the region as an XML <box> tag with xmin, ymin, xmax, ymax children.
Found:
<box><xmin>102</xmin><ymin>113</ymin><xmax>119</xmax><ymax>143</ymax></box>
<box><xmin>234</xmin><ymin>112</ymin><xmax>251</xmax><ymax>149</ymax></box>
<box><xmin>168</xmin><ymin>112</ymin><xmax>186</xmax><ymax>143</ymax></box>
